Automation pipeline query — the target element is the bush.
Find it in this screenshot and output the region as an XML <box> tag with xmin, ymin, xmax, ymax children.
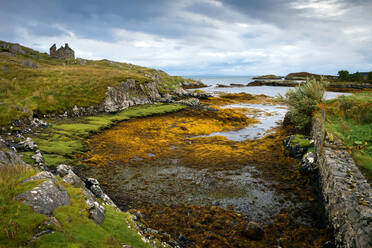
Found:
<box><xmin>278</xmin><ymin>78</ymin><xmax>327</xmax><ymax>132</ymax></box>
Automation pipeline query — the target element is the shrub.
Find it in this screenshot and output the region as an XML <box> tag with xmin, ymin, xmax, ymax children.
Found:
<box><xmin>278</xmin><ymin>78</ymin><xmax>327</xmax><ymax>132</ymax></box>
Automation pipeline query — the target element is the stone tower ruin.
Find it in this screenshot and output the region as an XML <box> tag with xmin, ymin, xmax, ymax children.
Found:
<box><xmin>49</xmin><ymin>43</ymin><xmax>75</xmax><ymax>60</ymax></box>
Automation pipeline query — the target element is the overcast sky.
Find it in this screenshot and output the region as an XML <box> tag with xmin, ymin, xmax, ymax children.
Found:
<box><xmin>1</xmin><ymin>0</ymin><xmax>371</xmax><ymax>75</ymax></box>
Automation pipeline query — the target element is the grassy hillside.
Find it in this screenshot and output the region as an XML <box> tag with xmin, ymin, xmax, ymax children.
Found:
<box><xmin>0</xmin><ymin>40</ymin><xmax>194</xmax><ymax>126</ymax></box>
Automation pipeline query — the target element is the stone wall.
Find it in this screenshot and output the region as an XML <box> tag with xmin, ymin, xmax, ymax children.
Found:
<box><xmin>50</xmin><ymin>43</ymin><xmax>75</xmax><ymax>60</ymax></box>
<box><xmin>312</xmin><ymin>118</ymin><xmax>372</xmax><ymax>248</ymax></box>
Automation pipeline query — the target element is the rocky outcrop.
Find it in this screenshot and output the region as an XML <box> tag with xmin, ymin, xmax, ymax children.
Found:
<box><xmin>312</xmin><ymin>118</ymin><xmax>372</xmax><ymax>248</ymax></box>
<box><xmin>180</xmin><ymin>80</ymin><xmax>207</xmax><ymax>89</ymax></box>
<box><xmin>102</xmin><ymin>79</ymin><xmax>161</xmax><ymax>113</ymax></box>
<box><xmin>16</xmin><ymin>171</ymin><xmax>70</xmax><ymax>215</ymax></box>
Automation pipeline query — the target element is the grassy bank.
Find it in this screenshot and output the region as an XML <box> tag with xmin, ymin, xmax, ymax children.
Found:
<box><xmin>321</xmin><ymin>93</ymin><xmax>372</xmax><ymax>178</ymax></box>
<box><xmin>0</xmin><ymin>40</ymin><xmax>194</xmax><ymax>127</ymax></box>
<box><xmin>0</xmin><ymin>165</ymin><xmax>150</xmax><ymax>248</ymax></box>
<box><xmin>20</xmin><ymin>103</ymin><xmax>186</xmax><ymax>168</ymax></box>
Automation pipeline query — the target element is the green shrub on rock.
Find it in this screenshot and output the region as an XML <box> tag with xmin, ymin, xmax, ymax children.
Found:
<box><xmin>278</xmin><ymin>78</ymin><xmax>327</xmax><ymax>132</ymax></box>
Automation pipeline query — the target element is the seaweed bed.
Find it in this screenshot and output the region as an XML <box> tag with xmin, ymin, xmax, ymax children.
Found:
<box><xmin>78</xmin><ymin>93</ymin><xmax>333</xmax><ymax>247</ymax></box>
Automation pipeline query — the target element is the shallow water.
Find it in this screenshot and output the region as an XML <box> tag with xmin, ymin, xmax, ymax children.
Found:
<box><xmin>199</xmin><ymin>103</ymin><xmax>288</xmax><ymax>141</ymax></box>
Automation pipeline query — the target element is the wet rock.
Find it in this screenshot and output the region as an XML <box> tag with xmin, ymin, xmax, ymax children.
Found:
<box><xmin>16</xmin><ymin>172</ymin><xmax>70</xmax><ymax>215</ymax></box>
<box><xmin>19</xmin><ymin>137</ymin><xmax>38</xmax><ymax>151</ymax></box>
<box><xmin>243</xmin><ymin>221</ymin><xmax>265</xmax><ymax>240</ymax></box>
<box><xmin>300</xmin><ymin>152</ymin><xmax>318</xmax><ymax>176</ymax></box>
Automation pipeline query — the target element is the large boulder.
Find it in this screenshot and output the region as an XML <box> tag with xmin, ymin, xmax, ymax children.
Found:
<box><xmin>0</xmin><ymin>139</ymin><xmax>29</xmax><ymax>168</ymax></box>
<box><xmin>16</xmin><ymin>172</ymin><xmax>70</xmax><ymax>215</ymax></box>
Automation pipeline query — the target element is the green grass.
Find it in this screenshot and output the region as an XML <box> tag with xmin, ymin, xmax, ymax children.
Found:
<box><xmin>0</xmin><ymin>165</ymin><xmax>48</xmax><ymax>247</ymax></box>
<box><xmin>0</xmin><ymin>40</ymin><xmax>196</xmax><ymax>127</ymax></box>
<box><xmin>323</xmin><ymin>92</ymin><xmax>372</xmax><ymax>178</ymax></box>
<box><xmin>291</xmin><ymin>134</ymin><xmax>311</xmax><ymax>147</ymax></box>
<box><xmin>24</xmin><ymin>103</ymin><xmax>186</xmax><ymax>167</ymax></box>
<box><xmin>28</xmin><ymin>177</ymin><xmax>149</xmax><ymax>248</ymax></box>
<box><xmin>0</xmin><ymin>163</ymin><xmax>149</xmax><ymax>247</ymax></box>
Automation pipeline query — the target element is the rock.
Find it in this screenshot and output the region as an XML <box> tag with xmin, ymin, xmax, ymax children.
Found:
<box><xmin>91</xmin><ymin>184</ymin><xmax>104</xmax><ymax>198</ymax></box>
<box><xmin>243</xmin><ymin>221</ymin><xmax>265</xmax><ymax>240</ymax></box>
<box><xmin>102</xmin><ymin>79</ymin><xmax>160</xmax><ymax>113</ymax></box>
<box><xmin>32</xmin><ymin>150</ymin><xmax>45</xmax><ymax>166</ymax></box>
<box><xmin>22</xmin><ymin>59</ymin><xmax>38</xmax><ymax>68</ymax></box>
<box><xmin>86</xmin><ymin>177</ymin><xmax>100</xmax><ymax>186</ymax></box>
<box><xmin>180</xmin><ymin>80</ymin><xmax>207</xmax><ymax>89</ymax></box>
<box><xmin>10</xmin><ymin>44</ymin><xmax>26</xmax><ymax>55</ymax></box>
<box><xmin>16</xmin><ymin>172</ymin><xmax>70</xmax><ymax>215</ymax></box>
<box><xmin>177</xmin><ymin>98</ymin><xmax>200</xmax><ymax>108</ymax></box>
<box><xmin>300</xmin><ymin>152</ymin><xmax>318</xmax><ymax>176</ymax></box>
<box><xmin>62</xmin><ymin>170</ymin><xmax>85</xmax><ymax>188</ymax></box>
<box><xmin>19</xmin><ymin>137</ymin><xmax>38</xmax><ymax>151</ymax></box>
<box><xmin>283</xmin><ymin>135</ymin><xmax>312</xmax><ymax>160</ymax></box>
<box><xmin>76</xmin><ymin>58</ymin><xmax>87</xmax><ymax>65</ymax></box>
<box><xmin>0</xmin><ymin>148</ymin><xmax>29</xmax><ymax>168</ymax></box>
<box><xmin>24</xmin><ymin>171</ymin><xmax>55</xmax><ymax>182</ymax></box>
<box><xmin>33</xmin><ymin>216</ymin><xmax>61</xmax><ymax>240</ymax></box>
<box><xmin>2</xmin><ymin>65</ymin><xmax>7</xmax><ymax>71</ymax></box>
<box><xmin>85</xmin><ymin>177</ymin><xmax>117</xmax><ymax>208</ymax></box>
<box><xmin>31</xmin><ymin>118</ymin><xmax>48</xmax><ymax>128</ymax></box>
<box><xmin>85</xmin><ymin>198</ymin><xmax>105</xmax><ymax>225</ymax></box>
<box><xmin>0</xmin><ymin>52</ymin><xmax>15</xmax><ymax>57</ymax></box>
<box><xmin>56</xmin><ymin>164</ymin><xmax>71</xmax><ymax>177</ymax></box>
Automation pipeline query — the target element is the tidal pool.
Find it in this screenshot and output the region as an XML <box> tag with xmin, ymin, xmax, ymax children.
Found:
<box><xmin>79</xmin><ymin>94</ymin><xmax>333</xmax><ymax>247</ymax></box>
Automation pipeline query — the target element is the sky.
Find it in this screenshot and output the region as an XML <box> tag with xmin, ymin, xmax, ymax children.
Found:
<box><xmin>1</xmin><ymin>0</ymin><xmax>371</xmax><ymax>76</ymax></box>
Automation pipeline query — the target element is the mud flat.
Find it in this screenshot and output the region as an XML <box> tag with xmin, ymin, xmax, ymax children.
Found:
<box><xmin>79</xmin><ymin>93</ymin><xmax>333</xmax><ymax>247</ymax></box>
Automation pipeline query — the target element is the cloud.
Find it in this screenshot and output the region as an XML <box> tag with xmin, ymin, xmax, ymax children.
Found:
<box><xmin>1</xmin><ymin>0</ymin><xmax>371</xmax><ymax>75</ymax></box>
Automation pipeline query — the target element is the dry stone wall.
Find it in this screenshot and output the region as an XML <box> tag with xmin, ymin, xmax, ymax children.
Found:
<box><xmin>312</xmin><ymin>118</ymin><xmax>372</xmax><ymax>248</ymax></box>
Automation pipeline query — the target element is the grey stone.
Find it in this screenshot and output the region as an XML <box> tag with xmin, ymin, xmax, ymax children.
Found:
<box><xmin>243</xmin><ymin>221</ymin><xmax>265</xmax><ymax>240</ymax></box>
<box><xmin>2</xmin><ymin>65</ymin><xmax>7</xmax><ymax>71</ymax></box>
<box><xmin>17</xmin><ymin>174</ymin><xmax>70</xmax><ymax>215</ymax></box>
<box><xmin>22</xmin><ymin>59</ymin><xmax>37</xmax><ymax>68</ymax></box>
<box><xmin>31</xmin><ymin>118</ymin><xmax>48</xmax><ymax>128</ymax></box>
<box><xmin>56</xmin><ymin>164</ymin><xmax>71</xmax><ymax>177</ymax></box>
<box><xmin>85</xmin><ymin>198</ymin><xmax>105</xmax><ymax>225</ymax></box>
<box><xmin>177</xmin><ymin>98</ymin><xmax>200</xmax><ymax>108</ymax></box>
<box><xmin>32</xmin><ymin>150</ymin><xmax>44</xmax><ymax>165</ymax></box>
<box><xmin>0</xmin><ymin>140</ymin><xmax>29</xmax><ymax>168</ymax></box>
<box><xmin>19</xmin><ymin>137</ymin><xmax>38</xmax><ymax>151</ymax></box>
<box><xmin>0</xmin><ymin>52</ymin><xmax>15</xmax><ymax>57</ymax></box>
<box><xmin>10</xmin><ymin>44</ymin><xmax>26</xmax><ymax>55</ymax></box>
<box><xmin>91</xmin><ymin>184</ymin><xmax>104</xmax><ymax>198</ymax></box>
<box><xmin>62</xmin><ymin>170</ymin><xmax>85</xmax><ymax>188</ymax></box>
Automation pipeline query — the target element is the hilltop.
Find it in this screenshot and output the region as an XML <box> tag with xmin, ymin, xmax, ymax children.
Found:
<box><xmin>0</xmin><ymin>40</ymin><xmax>205</xmax><ymax>127</ymax></box>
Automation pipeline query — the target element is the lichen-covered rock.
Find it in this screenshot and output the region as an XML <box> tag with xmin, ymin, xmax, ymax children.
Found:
<box><xmin>85</xmin><ymin>177</ymin><xmax>117</xmax><ymax>208</ymax></box>
<box><xmin>86</xmin><ymin>198</ymin><xmax>105</xmax><ymax>225</ymax></box>
<box><xmin>16</xmin><ymin>172</ymin><xmax>70</xmax><ymax>215</ymax></box>
<box><xmin>62</xmin><ymin>170</ymin><xmax>85</xmax><ymax>188</ymax></box>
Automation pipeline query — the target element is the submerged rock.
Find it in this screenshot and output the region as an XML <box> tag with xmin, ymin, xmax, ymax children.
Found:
<box><xmin>243</xmin><ymin>221</ymin><xmax>265</xmax><ymax>240</ymax></box>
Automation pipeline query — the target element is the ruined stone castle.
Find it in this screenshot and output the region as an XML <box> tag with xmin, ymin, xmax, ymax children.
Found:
<box><xmin>49</xmin><ymin>43</ymin><xmax>75</xmax><ymax>60</ymax></box>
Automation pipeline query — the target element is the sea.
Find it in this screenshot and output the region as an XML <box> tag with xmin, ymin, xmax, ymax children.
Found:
<box><xmin>185</xmin><ymin>75</ymin><xmax>349</xmax><ymax>99</ymax></box>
